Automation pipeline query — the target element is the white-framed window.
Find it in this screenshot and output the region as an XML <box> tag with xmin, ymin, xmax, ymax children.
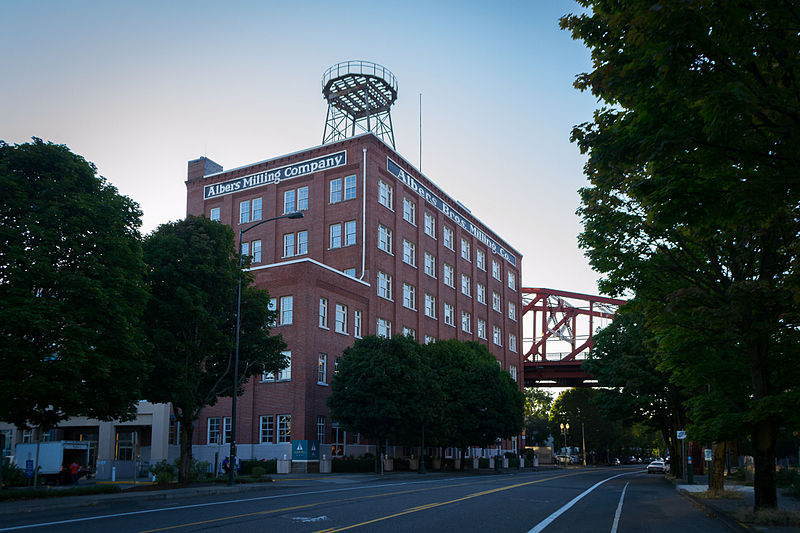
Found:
<box><xmin>461</xmin><ymin>273</ymin><xmax>471</xmax><ymax>297</ymax></box>
<box><xmin>354</xmin><ymin>310</ymin><xmax>362</xmax><ymax>338</ymax></box>
<box><xmin>239</xmin><ymin>201</ymin><xmax>250</xmax><ymax>224</ymax></box>
<box><xmin>424</xmin><ymin>335</ymin><xmax>436</xmax><ymax>344</ymax></box>
<box><xmin>259</xmin><ymin>415</ymin><xmax>274</xmax><ymax>444</ymax></box>
<box><xmin>251</xmin><ymin>240</ymin><xmax>261</xmax><ymax>263</ymax></box>
<box><xmin>492</xmin><ymin>292</ymin><xmax>501</xmax><ymax>312</ymax></box>
<box><xmin>424</xmin><ymin>252</ymin><xmax>436</xmax><ymax>277</ymax></box>
<box><xmin>403</xmin><ymin>197</ymin><xmax>416</xmax><ymax>224</ymax></box>
<box><xmin>493</xmin><ymin>326</ymin><xmax>502</xmax><ymax>345</ymax></box>
<box><xmin>344</xmin><ymin>220</ymin><xmax>356</xmax><ymax>246</ymax></box>
<box><xmin>283</xmin><ymin>186</ymin><xmax>309</xmax><ymax>213</ymax></box>
<box><xmin>443</xmin><ymin>226</ymin><xmax>454</xmax><ymax>250</ymax></box>
<box><xmin>402</xmin><ymin>326</ymin><xmax>416</xmax><ymax>339</ymax></box>
<box><xmin>297</xmin><ymin>230</ymin><xmax>308</xmax><ymax>255</ymax></box>
<box><xmin>377</xmin><ymin>317</ymin><xmax>392</xmax><ymax>338</ymax></box>
<box><xmin>330</xmin><ymin>178</ymin><xmax>342</xmax><ymax>203</ymax></box>
<box><xmin>476</xmin><ymin>249</ymin><xmax>486</xmax><ymax>270</ymax></box>
<box><xmin>210</xmin><ymin>207</ymin><xmax>220</xmax><ymax>221</ymax></box>
<box><xmin>317</xmin><ymin>415</ymin><xmax>327</xmax><ymax>443</ymax></box>
<box><xmin>378</xmin><ymin>179</ymin><xmax>393</xmax><ymax>209</ymax></box>
<box><xmin>241</xmin><ymin>241</ymin><xmax>249</xmax><ymax>259</ymax></box>
<box><xmin>492</xmin><ymin>259</ymin><xmax>501</xmax><ymax>280</ymax></box>
<box><xmin>477</xmin><ymin>283</ymin><xmax>486</xmax><ymax>304</ymax></box>
<box><xmin>424</xmin><ymin>293</ymin><xmax>436</xmax><ymax>318</ymax></box>
<box><xmin>461</xmin><ymin>311</ymin><xmax>471</xmax><ymax>333</ymax></box>
<box><xmin>280</xmin><ymin>295</ymin><xmax>293</xmax><ymax>325</ymax></box>
<box><xmin>319</xmin><ymin>297</ymin><xmax>329</xmax><ymax>329</ymax></box>
<box><xmin>283</xmin><ymin>233</ymin><xmax>294</xmax><ymax>257</ymax></box>
<box><xmin>509</xmin><ymin>365</ymin><xmax>518</xmax><ymax>381</ymax></box>
<box><xmin>508</xmin><ymin>301</ymin><xmax>517</xmax><ymax>321</ymax></box>
<box><xmin>268</xmin><ymin>298</ymin><xmax>277</xmax><ymax>326</ymax></box>
<box><xmin>22</xmin><ymin>429</ymin><xmax>34</xmax><ymax>443</ymax></box>
<box><xmin>318</xmin><ymin>353</ymin><xmax>328</xmax><ymax>384</ymax></box>
<box><xmin>508</xmin><ymin>271</ymin><xmax>516</xmax><ymax>291</ymax></box>
<box><xmin>278</xmin><ymin>414</ymin><xmax>291</xmax><ymax>443</ymax></box>
<box><xmin>461</xmin><ymin>238</ymin><xmax>471</xmax><ymax>261</ymax></box>
<box><xmin>252</xmin><ymin>197</ymin><xmax>262</xmax><ymax>221</ymax></box>
<box><xmin>443</xmin><ymin>263</ymin><xmax>454</xmax><ymax>287</ymax></box>
<box><xmin>478</xmin><ymin>318</ymin><xmax>487</xmax><ymax>339</ymax></box>
<box><xmin>378</xmin><ymin>224</ymin><xmax>392</xmax><ymax>254</ymax></box>
<box><xmin>444</xmin><ymin>303</ymin><xmax>455</xmax><ymax>327</ymax></box>
<box><xmin>330</xmin><ymin>223</ymin><xmax>342</xmax><ymax>248</ymax></box>
<box><xmin>344</xmin><ymin>267</ymin><xmax>356</xmax><ymax>277</ymax></box>
<box><xmin>223</xmin><ymin>417</ymin><xmax>232</xmax><ymax>445</ymax></box>
<box><xmin>403</xmin><ymin>283</ymin><xmax>416</xmax><ymax>310</ymax></box>
<box><xmin>207</xmin><ymin>417</ymin><xmax>220</xmax><ymax>445</ymax></box>
<box><xmin>509</xmin><ymin>334</ymin><xmax>518</xmax><ymax>353</ymax></box>
<box><xmin>335</xmin><ymin>303</ymin><xmax>347</xmax><ymax>334</ymax></box>
<box><xmin>377</xmin><ymin>271</ymin><xmax>392</xmax><ymax>300</ymax></box>
<box><xmin>297</xmin><ymin>187</ymin><xmax>309</xmax><ymax>211</ymax></box>
<box><xmin>263</xmin><ymin>351</ymin><xmax>292</xmax><ymax>381</ymax></box>
<box><xmin>344</xmin><ymin>175</ymin><xmax>357</xmax><ymax>200</ymax></box>
<box><xmin>424</xmin><ymin>212</ymin><xmax>436</xmax><ymax>238</ymax></box>
<box><xmin>402</xmin><ymin>239</ymin><xmax>416</xmax><ymax>266</ymax></box>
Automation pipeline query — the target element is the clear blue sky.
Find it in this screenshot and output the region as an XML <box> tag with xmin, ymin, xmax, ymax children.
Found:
<box><xmin>1</xmin><ymin>0</ymin><xmax>602</xmax><ymax>295</ymax></box>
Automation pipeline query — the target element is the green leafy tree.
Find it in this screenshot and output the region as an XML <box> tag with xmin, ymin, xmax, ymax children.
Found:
<box><xmin>550</xmin><ymin>388</ymin><xmax>624</xmax><ymax>464</ymax></box>
<box><xmin>0</xmin><ymin>138</ymin><xmax>149</xmax><ymax>429</ymax></box>
<box><xmin>523</xmin><ymin>389</ymin><xmax>554</xmax><ymax>447</ymax></box>
<box><xmin>562</xmin><ymin>0</ymin><xmax>800</xmax><ymax>509</ymax></box>
<box><xmin>142</xmin><ymin>216</ymin><xmax>286</xmax><ymax>482</ymax></box>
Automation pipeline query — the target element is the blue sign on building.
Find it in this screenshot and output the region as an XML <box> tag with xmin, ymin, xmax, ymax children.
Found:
<box><xmin>292</xmin><ymin>440</ymin><xmax>320</xmax><ymax>461</ymax></box>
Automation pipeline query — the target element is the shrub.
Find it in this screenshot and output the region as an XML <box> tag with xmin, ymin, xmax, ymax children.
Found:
<box><xmin>522</xmin><ymin>448</ymin><xmax>536</xmax><ymax>463</ymax></box>
<box><xmin>394</xmin><ymin>458</ymin><xmax>410</xmax><ymax>471</ymax></box>
<box><xmin>509</xmin><ymin>457</ymin><xmax>520</xmax><ymax>468</ymax></box>
<box><xmin>150</xmin><ymin>460</ymin><xmax>176</xmax><ymax>484</ymax></box>
<box><xmin>332</xmin><ymin>456</ymin><xmax>375</xmax><ymax>473</ymax></box>
<box><xmin>478</xmin><ymin>458</ymin><xmax>490</xmax><ymax>468</ymax></box>
<box><xmin>241</xmin><ymin>459</ymin><xmax>277</xmax><ymax>475</ymax></box>
<box><xmin>0</xmin><ymin>484</ymin><xmax>121</xmax><ymax>501</ymax></box>
<box><xmin>1</xmin><ymin>463</ymin><xmax>27</xmax><ymax>488</ymax></box>
<box><xmin>251</xmin><ymin>466</ymin><xmax>266</xmax><ymax>477</ymax></box>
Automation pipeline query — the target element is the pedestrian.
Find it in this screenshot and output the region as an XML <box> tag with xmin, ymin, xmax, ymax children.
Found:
<box><xmin>69</xmin><ymin>461</ymin><xmax>80</xmax><ymax>485</ymax></box>
<box><xmin>222</xmin><ymin>456</ymin><xmax>230</xmax><ymax>476</ymax></box>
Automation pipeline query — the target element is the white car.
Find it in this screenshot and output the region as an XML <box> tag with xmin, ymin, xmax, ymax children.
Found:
<box><xmin>647</xmin><ymin>460</ymin><xmax>666</xmax><ymax>474</ymax></box>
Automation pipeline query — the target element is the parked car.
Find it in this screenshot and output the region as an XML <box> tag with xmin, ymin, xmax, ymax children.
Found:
<box><xmin>608</xmin><ymin>457</ymin><xmax>621</xmax><ymax>466</ymax></box>
<box><xmin>647</xmin><ymin>460</ymin><xmax>666</xmax><ymax>474</ymax></box>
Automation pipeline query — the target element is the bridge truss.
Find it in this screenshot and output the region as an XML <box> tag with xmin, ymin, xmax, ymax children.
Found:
<box><xmin>522</xmin><ymin>288</ymin><xmax>626</xmax><ymax>387</ymax></box>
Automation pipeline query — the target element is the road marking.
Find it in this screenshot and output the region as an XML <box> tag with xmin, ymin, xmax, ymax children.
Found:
<box><xmin>610</xmin><ymin>482</ymin><xmax>629</xmax><ymax>533</ymax></box>
<box><xmin>527</xmin><ymin>471</ymin><xmax>638</xmax><ymax>533</ymax></box>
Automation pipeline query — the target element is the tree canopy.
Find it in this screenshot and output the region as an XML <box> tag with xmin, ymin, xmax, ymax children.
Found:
<box><xmin>563</xmin><ymin>0</ymin><xmax>800</xmax><ymax>509</ymax></box>
<box><xmin>0</xmin><ymin>139</ymin><xmax>149</xmax><ymax>429</ymax></box>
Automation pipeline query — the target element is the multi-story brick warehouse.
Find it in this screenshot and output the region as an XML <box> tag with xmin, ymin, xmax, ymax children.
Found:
<box><xmin>185</xmin><ymin>133</ymin><xmax>523</xmax><ymax>462</ymax></box>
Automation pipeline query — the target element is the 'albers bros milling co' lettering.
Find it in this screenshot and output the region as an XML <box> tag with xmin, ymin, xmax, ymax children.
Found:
<box><xmin>204</xmin><ymin>151</ymin><xmax>347</xmax><ymax>200</ymax></box>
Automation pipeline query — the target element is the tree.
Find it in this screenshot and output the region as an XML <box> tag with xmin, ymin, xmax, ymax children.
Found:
<box><xmin>523</xmin><ymin>389</ymin><xmax>554</xmax><ymax>447</ymax></box>
<box><xmin>550</xmin><ymin>388</ymin><xmax>622</xmax><ymax>464</ymax></box>
<box><xmin>0</xmin><ymin>138</ymin><xmax>149</xmax><ymax>429</ymax></box>
<box><xmin>562</xmin><ymin>1</ymin><xmax>800</xmax><ymax>509</ymax></box>
<box><xmin>142</xmin><ymin>216</ymin><xmax>286</xmax><ymax>482</ymax></box>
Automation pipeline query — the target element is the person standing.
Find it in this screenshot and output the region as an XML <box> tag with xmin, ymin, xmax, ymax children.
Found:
<box><xmin>69</xmin><ymin>462</ymin><xmax>80</xmax><ymax>485</ymax></box>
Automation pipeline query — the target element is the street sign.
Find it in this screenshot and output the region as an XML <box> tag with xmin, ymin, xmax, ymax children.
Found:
<box><xmin>25</xmin><ymin>459</ymin><xmax>33</xmax><ymax>478</ymax></box>
<box><xmin>704</xmin><ymin>448</ymin><xmax>712</xmax><ymax>461</ymax></box>
<box><xmin>676</xmin><ymin>430</ymin><xmax>686</xmax><ymax>440</ymax></box>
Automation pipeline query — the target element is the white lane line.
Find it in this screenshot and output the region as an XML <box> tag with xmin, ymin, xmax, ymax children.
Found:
<box><xmin>528</xmin><ymin>471</ymin><xmax>637</xmax><ymax>533</ymax></box>
<box><xmin>610</xmin><ymin>482</ymin><xmax>629</xmax><ymax>533</ymax></box>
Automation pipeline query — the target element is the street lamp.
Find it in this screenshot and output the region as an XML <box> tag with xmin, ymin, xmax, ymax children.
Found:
<box><xmin>560</xmin><ymin>423</ymin><xmax>570</xmax><ymax>464</ymax></box>
<box><xmin>229</xmin><ymin>211</ymin><xmax>304</xmax><ymax>485</ymax></box>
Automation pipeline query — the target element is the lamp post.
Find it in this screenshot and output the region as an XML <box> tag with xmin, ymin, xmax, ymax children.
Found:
<box><xmin>560</xmin><ymin>422</ymin><xmax>570</xmax><ymax>465</ymax></box>
<box><xmin>229</xmin><ymin>211</ymin><xmax>304</xmax><ymax>485</ymax></box>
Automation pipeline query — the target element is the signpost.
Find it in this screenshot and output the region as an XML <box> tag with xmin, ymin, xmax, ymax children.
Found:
<box><xmin>677</xmin><ymin>430</ymin><xmax>687</xmax><ymax>482</ymax></box>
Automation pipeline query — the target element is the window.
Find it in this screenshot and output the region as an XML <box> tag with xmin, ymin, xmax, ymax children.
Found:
<box><xmin>377</xmin><ymin>317</ymin><xmax>392</xmax><ymax>338</ymax></box>
<box><xmin>278</xmin><ymin>351</ymin><xmax>291</xmax><ymax>380</ymax></box>
<box><xmin>492</xmin><ymin>292</ymin><xmax>501</xmax><ymax>312</ymax></box>
<box><xmin>330</xmin><ymin>178</ymin><xmax>342</xmax><ymax>203</ymax></box>
<box><xmin>223</xmin><ymin>417</ymin><xmax>232</xmax><ymax>445</ymax></box>
<box><xmin>344</xmin><ymin>175</ymin><xmax>357</xmax><ymax>200</ymax></box>
<box><xmin>461</xmin><ymin>311</ymin><xmax>471</xmax><ymax>333</ymax></box>
<box><xmin>378</xmin><ymin>179</ymin><xmax>393</xmax><ymax>209</ymax></box>
<box><xmin>259</xmin><ymin>415</ymin><xmax>274</xmax><ymax>444</ymax></box>
<box><xmin>280</xmin><ymin>295</ymin><xmax>293</xmax><ymax>325</ymax></box>
<box><xmin>319</xmin><ymin>297</ymin><xmax>329</xmax><ymax>329</ymax></box>
<box><xmin>424</xmin><ymin>335</ymin><xmax>436</xmax><ymax>344</ymax></box>
<box><xmin>509</xmin><ymin>365</ymin><xmax>518</xmax><ymax>382</ymax></box>
<box><xmin>492</xmin><ymin>260</ymin><xmax>501</xmax><ymax>280</ymax></box>
<box><xmin>424</xmin><ymin>252</ymin><xmax>436</xmax><ymax>277</ymax></box>
<box><xmin>443</xmin><ymin>226</ymin><xmax>454</xmax><ymax>250</ymax></box>
<box><xmin>424</xmin><ymin>212</ymin><xmax>436</xmax><ymax>238</ymax></box>
<box><xmin>22</xmin><ymin>429</ymin><xmax>34</xmax><ymax>443</ymax></box>
<box><xmin>297</xmin><ymin>187</ymin><xmax>309</xmax><ymax>211</ymax></box>
<box><xmin>330</xmin><ymin>223</ymin><xmax>342</xmax><ymax>248</ymax></box>
<box><xmin>283</xmin><ymin>233</ymin><xmax>295</xmax><ymax>257</ymax></box>
<box><xmin>297</xmin><ymin>230</ymin><xmax>308</xmax><ymax>255</ymax></box>
<box><xmin>378</xmin><ymin>224</ymin><xmax>392</xmax><ymax>254</ymax></box>
<box><xmin>461</xmin><ymin>238</ymin><xmax>471</xmax><ymax>261</ymax></box>
<box><xmin>318</xmin><ymin>353</ymin><xmax>328</xmax><ymax>384</ymax></box>
<box><xmin>252</xmin><ymin>197</ymin><xmax>262</xmax><ymax>221</ymax></box>
<box><xmin>508</xmin><ymin>272</ymin><xmax>516</xmax><ymax>291</ymax></box>
<box><xmin>241</xmin><ymin>241</ymin><xmax>249</xmax><ymax>259</ymax></box>
<box><xmin>403</xmin><ymin>283</ymin><xmax>416</xmax><ymax>310</ymax></box>
<box><xmin>377</xmin><ymin>271</ymin><xmax>392</xmax><ymax>300</ymax></box>
<box><xmin>477</xmin><ymin>249</ymin><xmax>486</xmax><ymax>270</ymax></box>
<box><xmin>354</xmin><ymin>310</ymin><xmax>362</xmax><ymax>338</ymax></box>
<box><xmin>509</xmin><ymin>334</ymin><xmax>518</xmax><ymax>353</ymax></box>
<box><xmin>402</xmin><ymin>326</ymin><xmax>416</xmax><ymax>339</ymax></box>
<box><xmin>424</xmin><ymin>293</ymin><xmax>436</xmax><ymax>318</ymax></box>
<box><xmin>344</xmin><ymin>220</ymin><xmax>356</xmax><ymax>246</ymax></box>
<box><xmin>335</xmin><ymin>304</ymin><xmax>347</xmax><ymax>334</ymax></box>
<box><xmin>443</xmin><ymin>263</ymin><xmax>454</xmax><ymax>287</ymax></box>
<box><xmin>444</xmin><ymin>303</ymin><xmax>455</xmax><ymax>327</ymax></box>
<box><xmin>268</xmin><ymin>298</ymin><xmax>277</xmax><ymax>326</ymax></box>
<box><xmin>403</xmin><ymin>197</ymin><xmax>416</xmax><ymax>224</ymax></box>
<box><xmin>208</xmin><ymin>417</ymin><xmax>220</xmax><ymax>445</ymax></box>
<box><xmin>344</xmin><ymin>268</ymin><xmax>356</xmax><ymax>277</ymax></box>
<box><xmin>402</xmin><ymin>239</ymin><xmax>416</xmax><ymax>266</ymax></box>
<box><xmin>210</xmin><ymin>207</ymin><xmax>220</xmax><ymax>221</ymax></box>
<box><xmin>478</xmin><ymin>318</ymin><xmax>487</xmax><ymax>339</ymax></box>
<box><xmin>278</xmin><ymin>414</ymin><xmax>291</xmax><ymax>443</ymax></box>
<box><xmin>461</xmin><ymin>273</ymin><xmax>471</xmax><ymax>297</ymax></box>
<box><xmin>508</xmin><ymin>302</ymin><xmax>517</xmax><ymax>321</ymax></box>
<box><xmin>239</xmin><ymin>201</ymin><xmax>250</xmax><ymax>224</ymax></box>
<box><xmin>493</xmin><ymin>326</ymin><xmax>502</xmax><ymax>345</ymax></box>
<box><xmin>477</xmin><ymin>283</ymin><xmax>486</xmax><ymax>304</ymax></box>
<box><xmin>317</xmin><ymin>416</ymin><xmax>327</xmax><ymax>443</ymax></box>
<box><xmin>251</xmin><ymin>240</ymin><xmax>261</xmax><ymax>263</ymax></box>
<box><xmin>283</xmin><ymin>190</ymin><xmax>295</xmax><ymax>214</ymax></box>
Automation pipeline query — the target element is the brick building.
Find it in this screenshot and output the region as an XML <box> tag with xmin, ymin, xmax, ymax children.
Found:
<box><xmin>185</xmin><ymin>133</ymin><xmax>523</xmax><ymax>462</ymax></box>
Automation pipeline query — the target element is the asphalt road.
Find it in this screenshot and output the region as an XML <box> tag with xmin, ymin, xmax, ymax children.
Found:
<box><xmin>0</xmin><ymin>467</ymin><xmax>730</xmax><ymax>533</ymax></box>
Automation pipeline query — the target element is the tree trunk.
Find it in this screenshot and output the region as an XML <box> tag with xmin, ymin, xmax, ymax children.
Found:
<box><xmin>753</xmin><ymin>420</ymin><xmax>778</xmax><ymax>510</ymax></box>
<box><xmin>178</xmin><ymin>417</ymin><xmax>193</xmax><ymax>483</ymax></box>
<box><xmin>708</xmin><ymin>441</ymin><xmax>727</xmax><ymax>495</ymax></box>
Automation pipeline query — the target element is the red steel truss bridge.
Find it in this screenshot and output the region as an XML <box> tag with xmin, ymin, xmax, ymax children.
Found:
<box><xmin>522</xmin><ymin>288</ymin><xmax>626</xmax><ymax>387</ymax></box>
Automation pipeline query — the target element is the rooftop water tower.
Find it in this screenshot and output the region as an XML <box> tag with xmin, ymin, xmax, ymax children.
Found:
<box><xmin>322</xmin><ymin>60</ymin><xmax>398</xmax><ymax>148</ymax></box>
